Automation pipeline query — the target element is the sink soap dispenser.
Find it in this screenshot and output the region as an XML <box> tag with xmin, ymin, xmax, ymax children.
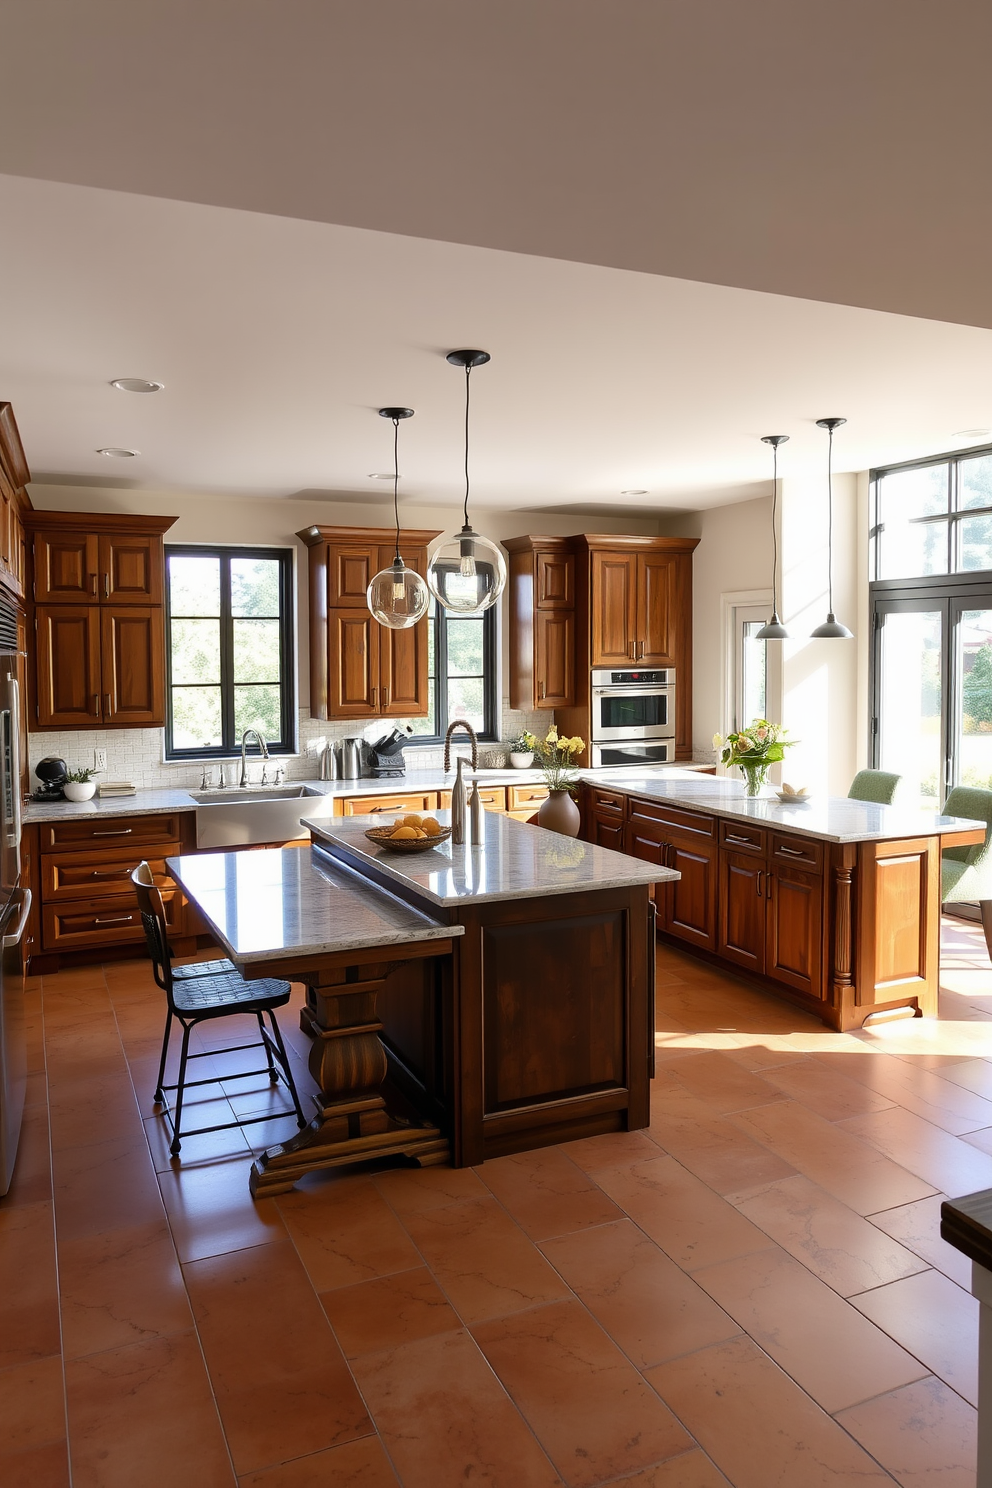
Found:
<box><xmin>451</xmin><ymin>757</ymin><xmax>469</xmax><ymax>844</ymax></box>
<box><xmin>469</xmin><ymin>778</ymin><xmax>484</xmax><ymax>844</ymax></box>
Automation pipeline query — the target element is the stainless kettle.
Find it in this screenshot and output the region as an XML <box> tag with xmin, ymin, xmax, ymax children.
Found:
<box><xmin>341</xmin><ymin>737</ymin><xmax>364</xmax><ymax>779</ymax></box>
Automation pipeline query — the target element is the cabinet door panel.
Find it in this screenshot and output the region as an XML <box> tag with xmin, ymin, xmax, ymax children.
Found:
<box><xmin>637</xmin><ymin>552</ymin><xmax>676</xmax><ymax>665</ymax></box>
<box><xmin>34</xmin><ymin>532</ymin><xmax>99</xmax><ymax>603</ymax></box>
<box><xmin>766</xmin><ymin>866</ymin><xmax>823</xmax><ymax>1000</ymax></box>
<box><xmin>591</xmin><ymin>552</ymin><xmax>637</xmax><ymax>665</ymax></box>
<box><xmin>718</xmin><ymin>849</ymin><xmax>766</xmax><ymax>972</ymax></box>
<box><xmin>667</xmin><ymin>839</ymin><xmax>717</xmax><ymax>951</ymax></box>
<box><xmin>377</xmin><ymin>546</ymin><xmax>431</xmax><ymax>716</ymax></box>
<box><xmin>35</xmin><ymin>607</ymin><xmax>102</xmax><ymax>727</ymax></box>
<box><xmin>101</xmin><ymin>607</ymin><xmax>166</xmax><ymax>726</ymax></box>
<box><xmin>329</xmin><ymin>545</ymin><xmax>380</xmax><ymax>607</ymax></box>
<box><xmin>536</xmin><ymin>551</ymin><xmax>574</xmax><ymax>608</ymax></box>
<box><xmin>592</xmin><ymin>815</ymin><xmax>626</xmax><ymax>852</ymax></box>
<box><xmin>535</xmin><ymin>609</ymin><xmax>574</xmax><ymax>708</ymax></box>
<box><xmin>98</xmin><ymin>533</ymin><xmax>162</xmax><ymax>604</ymax></box>
<box><xmin>328</xmin><ymin>610</ymin><xmax>379</xmax><ymax>717</ymax></box>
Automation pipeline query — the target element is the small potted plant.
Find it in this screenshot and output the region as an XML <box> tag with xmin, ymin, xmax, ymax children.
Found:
<box><xmin>532</xmin><ymin>726</ymin><xmax>586</xmax><ymax>836</ymax></box>
<box><xmin>508</xmin><ymin>731</ymin><xmax>536</xmax><ymax>769</ymax></box>
<box><xmin>63</xmin><ymin>767</ymin><xmax>97</xmax><ymax>802</ymax></box>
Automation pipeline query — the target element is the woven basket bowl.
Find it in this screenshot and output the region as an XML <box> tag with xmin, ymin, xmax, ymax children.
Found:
<box><xmin>364</xmin><ymin>825</ymin><xmax>453</xmax><ymax>853</ymax></box>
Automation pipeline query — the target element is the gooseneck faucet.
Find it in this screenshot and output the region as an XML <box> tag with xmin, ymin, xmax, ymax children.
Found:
<box><xmin>240</xmin><ymin>728</ymin><xmax>269</xmax><ymax>788</ymax></box>
<box><xmin>443</xmin><ymin>720</ymin><xmax>479</xmax><ymax>774</ymax></box>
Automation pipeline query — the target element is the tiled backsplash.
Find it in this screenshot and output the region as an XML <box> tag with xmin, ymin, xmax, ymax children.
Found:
<box><xmin>27</xmin><ymin>702</ymin><xmax>550</xmax><ymax>791</ymax></box>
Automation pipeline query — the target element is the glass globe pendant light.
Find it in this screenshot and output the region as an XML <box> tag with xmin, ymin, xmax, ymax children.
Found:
<box><xmin>756</xmin><ymin>433</ymin><xmax>790</xmax><ymax>640</ymax></box>
<box><xmin>810</xmin><ymin>417</ymin><xmax>854</xmax><ymax>639</ymax></box>
<box><xmin>426</xmin><ymin>349</ymin><xmax>507</xmax><ymax>614</ymax></box>
<box><xmin>366</xmin><ymin>407</ymin><xmax>431</xmax><ymax>630</ymax></box>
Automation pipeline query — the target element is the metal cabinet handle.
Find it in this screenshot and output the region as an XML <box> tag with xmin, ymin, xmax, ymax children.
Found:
<box><xmin>382</xmin><ymin>685</ymin><xmax>389</xmax><ymax>708</ymax></box>
<box><xmin>90</xmin><ymin>867</ymin><xmax>128</xmax><ymax>878</ymax></box>
<box><xmin>537</xmin><ymin>681</ymin><xmax>545</xmax><ymax>700</ymax></box>
<box><xmin>777</xmin><ymin>844</ymin><xmax>807</xmax><ymax>858</ymax></box>
<box><xmin>90</xmin><ymin>574</ymin><xmax>98</xmax><ymax>595</ymax></box>
<box><xmin>93</xmin><ymin>694</ymin><xmax>100</xmax><ymax>717</ymax></box>
<box><xmin>756</xmin><ymin>870</ymin><xmax>764</xmax><ymax>896</ymax></box>
<box><xmin>94</xmin><ymin>914</ymin><xmax>135</xmax><ymax>925</ymax></box>
<box><xmin>104</xmin><ymin>692</ymin><xmax>113</xmax><ymax>718</ymax></box>
<box><xmin>93</xmin><ymin>828</ymin><xmax>133</xmax><ymax>837</ymax></box>
<box><xmin>767</xmin><ymin>873</ymin><xmax>773</xmax><ymax>899</ymax></box>
<box><xmin>103</xmin><ymin>573</ymin><xmax>110</xmax><ymax>598</ymax></box>
<box><xmin>725</xmin><ymin>832</ymin><xmax>754</xmax><ymax>846</ymax></box>
<box><xmin>3</xmin><ymin>889</ymin><xmax>32</xmax><ymax>949</ymax></box>
<box><xmin>371</xmin><ymin>686</ymin><xmax>377</xmax><ymax>708</ymax></box>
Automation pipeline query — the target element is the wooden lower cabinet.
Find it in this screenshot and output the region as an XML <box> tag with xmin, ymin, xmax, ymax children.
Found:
<box><xmin>718</xmin><ymin>849</ymin><xmax>766</xmax><ymax>973</ymax></box>
<box><xmin>42</xmin><ymin>888</ymin><xmax>182</xmax><ymax>953</ymax></box>
<box><xmin>339</xmin><ymin>792</ymin><xmax>439</xmax><ymax>817</ymax></box>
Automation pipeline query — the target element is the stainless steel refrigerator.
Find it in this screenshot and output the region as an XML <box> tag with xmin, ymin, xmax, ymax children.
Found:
<box><xmin>0</xmin><ymin>592</ymin><xmax>29</xmax><ymax>1196</ymax></box>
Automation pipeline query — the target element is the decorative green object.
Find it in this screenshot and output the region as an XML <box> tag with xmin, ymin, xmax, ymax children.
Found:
<box><xmin>529</xmin><ymin>726</ymin><xmax>586</xmax><ymax>794</ymax></box>
<box><xmin>65</xmin><ymin>767</ymin><xmax>95</xmax><ymax>783</ymax></box>
<box><xmin>714</xmin><ymin>720</ymin><xmax>795</xmax><ymax>797</ymax></box>
<box><xmin>941</xmin><ymin>786</ymin><xmax>992</xmax><ymax>903</ymax></box>
<box><xmin>848</xmin><ymin>769</ymin><xmax>901</xmax><ymax>805</ymax></box>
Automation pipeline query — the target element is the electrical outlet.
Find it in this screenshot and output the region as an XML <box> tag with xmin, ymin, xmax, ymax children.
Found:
<box><xmin>94</xmin><ymin>748</ymin><xmax>108</xmax><ymax>772</ymax></box>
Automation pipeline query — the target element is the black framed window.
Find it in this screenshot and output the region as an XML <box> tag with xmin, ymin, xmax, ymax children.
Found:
<box><xmin>871</xmin><ymin>442</ymin><xmax>992</xmax><ymax>581</ymax></box>
<box><xmin>403</xmin><ymin>595</ymin><xmax>498</xmax><ymax>743</ymax></box>
<box><xmin>165</xmin><ymin>545</ymin><xmax>295</xmax><ymax>759</ymax></box>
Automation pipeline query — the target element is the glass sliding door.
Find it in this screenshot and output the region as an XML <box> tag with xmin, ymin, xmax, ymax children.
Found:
<box><xmin>953</xmin><ymin>604</ymin><xmax>992</xmax><ymax>792</ymax></box>
<box><xmin>873</xmin><ymin>601</ymin><xmax>946</xmax><ymax>809</ymax></box>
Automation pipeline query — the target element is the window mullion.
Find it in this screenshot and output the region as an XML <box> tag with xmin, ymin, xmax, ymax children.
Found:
<box><xmin>219</xmin><ymin>556</ymin><xmax>235</xmax><ymax>751</ymax></box>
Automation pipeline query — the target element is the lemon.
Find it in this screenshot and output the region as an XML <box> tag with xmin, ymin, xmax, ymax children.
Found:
<box><xmin>421</xmin><ymin>817</ymin><xmax>442</xmax><ymax>836</ymax></box>
<box><xmin>391</xmin><ymin>826</ymin><xmax>417</xmax><ymax>839</ymax></box>
<box><xmin>403</xmin><ymin>813</ymin><xmax>424</xmax><ymax>828</ymax></box>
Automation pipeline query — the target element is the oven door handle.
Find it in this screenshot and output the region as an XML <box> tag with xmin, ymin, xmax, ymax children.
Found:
<box><xmin>3</xmin><ymin>888</ymin><xmax>31</xmax><ymax>948</ymax></box>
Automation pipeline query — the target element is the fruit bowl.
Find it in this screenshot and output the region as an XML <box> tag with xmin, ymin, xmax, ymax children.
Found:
<box><xmin>364</xmin><ymin>825</ymin><xmax>453</xmax><ymax>853</ymax></box>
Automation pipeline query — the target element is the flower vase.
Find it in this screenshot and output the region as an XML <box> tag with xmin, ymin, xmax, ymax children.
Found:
<box><xmin>741</xmin><ymin>764</ymin><xmax>770</xmax><ymax>797</ymax></box>
<box><xmin>538</xmin><ymin>789</ymin><xmax>581</xmax><ymax>837</ymax></box>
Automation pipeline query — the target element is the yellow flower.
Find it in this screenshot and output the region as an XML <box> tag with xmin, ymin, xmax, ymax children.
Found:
<box><xmin>712</xmin><ymin>733</ymin><xmax>723</xmax><ymax>750</ymax></box>
<box><xmin>545</xmin><ymin>727</ymin><xmax>559</xmax><ymax>743</ymax></box>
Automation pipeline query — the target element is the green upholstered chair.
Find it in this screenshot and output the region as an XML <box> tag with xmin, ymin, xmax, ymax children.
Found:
<box><xmin>941</xmin><ymin>785</ymin><xmax>992</xmax><ymax>956</ymax></box>
<box><xmin>848</xmin><ymin>770</ymin><xmax>902</xmax><ymax>805</ymax></box>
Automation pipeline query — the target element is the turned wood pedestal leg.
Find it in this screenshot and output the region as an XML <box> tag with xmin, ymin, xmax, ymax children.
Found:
<box><xmin>250</xmin><ymin>960</ymin><xmax>449</xmax><ymax>1198</ymax></box>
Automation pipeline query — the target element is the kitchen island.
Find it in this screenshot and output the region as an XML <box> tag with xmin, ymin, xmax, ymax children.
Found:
<box><xmin>170</xmin><ymin>812</ymin><xmax>671</xmax><ymax>1193</ymax></box>
<box><xmin>581</xmin><ymin>774</ymin><xmax>987</xmax><ymax>1030</ymax></box>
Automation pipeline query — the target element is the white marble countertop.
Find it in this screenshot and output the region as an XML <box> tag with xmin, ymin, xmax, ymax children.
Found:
<box><xmin>167</xmin><ymin>846</ymin><xmax>462</xmax><ymax>963</ymax></box>
<box><xmin>307</xmin><ymin>810</ymin><xmax>675</xmax><ymax>906</ymax></box>
<box><xmin>583</xmin><ymin>772</ymin><xmax>987</xmax><ymax>844</ymax></box>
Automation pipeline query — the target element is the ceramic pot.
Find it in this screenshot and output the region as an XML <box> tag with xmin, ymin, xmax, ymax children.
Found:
<box><xmin>509</xmin><ymin>752</ymin><xmax>534</xmax><ymax>769</ymax></box>
<box><xmin>63</xmin><ymin>781</ymin><xmax>96</xmax><ymax>801</ymax></box>
<box><xmin>538</xmin><ymin>789</ymin><xmax>581</xmax><ymax>837</ymax></box>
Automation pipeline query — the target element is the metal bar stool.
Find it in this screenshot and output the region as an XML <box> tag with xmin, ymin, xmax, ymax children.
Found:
<box><xmin>131</xmin><ymin>862</ymin><xmax>307</xmax><ymax>1156</ymax></box>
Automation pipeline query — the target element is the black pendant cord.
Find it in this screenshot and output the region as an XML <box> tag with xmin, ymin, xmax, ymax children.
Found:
<box><xmin>771</xmin><ymin>442</ymin><xmax>780</xmax><ymax>616</ymax></box>
<box><xmin>826</xmin><ymin>423</ymin><xmax>835</xmax><ymax>615</ymax></box>
<box><xmin>392</xmin><ymin>415</ymin><xmax>402</xmax><ymax>565</ymax></box>
<box><xmin>462</xmin><ymin>364</ymin><xmax>472</xmax><ymax>530</ymax></box>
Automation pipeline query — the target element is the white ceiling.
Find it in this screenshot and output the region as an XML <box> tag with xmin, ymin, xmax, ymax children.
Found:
<box><xmin>3</xmin><ymin>173</ymin><xmax>992</xmax><ymax>511</ymax></box>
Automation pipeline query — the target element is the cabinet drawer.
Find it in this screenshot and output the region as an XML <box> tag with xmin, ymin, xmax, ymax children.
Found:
<box><xmin>719</xmin><ymin>820</ymin><xmax>767</xmax><ymax>856</ymax></box>
<box><xmin>628</xmin><ymin>797</ymin><xmax>715</xmax><ymax>839</ymax></box>
<box><xmin>588</xmin><ymin>787</ymin><xmax>625</xmax><ymax>815</ymax></box>
<box><xmin>438</xmin><ymin>787</ymin><xmax>507</xmax><ymax>811</ymax></box>
<box><xmin>41</xmin><ymin>846</ymin><xmax>179</xmax><ymax>902</ymax></box>
<box><xmin>38</xmin><ymin>813</ymin><xmax>191</xmax><ymax>852</ymax></box>
<box><xmin>340</xmin><ymin>793</ymin><xmax>438</xmax><ymax>816</ymax></box>
<box><xmin>507</xmin><ymin>808</ymin><xmax>541</xmax><ymax>823</ymax></box>
<box><xmin>42</xmin><ymin>888</ymin><xmax>182</xmax><ymax>952</ymax></box>
<box><xmin>770</xmin><ymin>833</ymin><xmax>823</xmax><ymax>874</ymax></box>
<box><xmin>507</xmin><ymin>784</ymin><xmax>550</xmax><ymax>810</ymax></box>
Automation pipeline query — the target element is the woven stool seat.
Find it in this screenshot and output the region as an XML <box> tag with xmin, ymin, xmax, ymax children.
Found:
<box><xmin>171</xmin><ymin>970</ymin><xmax>291</xmax><ymax>1016</ymax></box>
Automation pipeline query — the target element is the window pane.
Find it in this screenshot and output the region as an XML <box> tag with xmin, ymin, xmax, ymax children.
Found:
<box><xmin>878</xmin><ymin>610</ymin><xmax>942</xmax><ymax>810</ymax></box>
<box><xmin>878</xmin><ymin>518</ymin><xmax>949</xmax><ymax>580</ymax></box>
<box><xmin>877</xmin><ymin>464</ymin><xmax>950</xmax><ymax>580</ymax></box>
<box><xmin>959</xmin><ymin>455</ymin><xmax>992</xmax><ymax>511</ymax></box>
<box><xmin>447</xmin><ymin>617</ymin><xmax>484</xmax><ymax>676</ymax></box>
<box><xmin>878</xmin><ymin>464</ymin><xmax>949</xmax><ymax>525</ymax></box>
<box><xmin>233</xmin><ymin>618</ymin><xmax>281</xmax><ymax>683</ymax></box>
<box><xmin>169</xmin><ymin>555</ymin><xmax>220</xmax><ymax>616</ymax></box>
<box><xmin>171</xmin><ymin>687</ymin><xmax>222</xmax><ymax>748</ymax></box>
<box><xmin>403</xmin><ymin>678</ymin><xmax>436</xmax><ymax>737</ymax></box>
<box><xmin>447</xmin><ymin>674</ymin><xmax>484</xmax><ymax>732</ymax></box>
<box><xmin>234</xmin><ymin>684</ymin><xmax>282</xmax><ymax>742</ymax></box>
<box><xmin>959</xmin><ymin>612</ymin><xmax>992</xmax><ymax>792</ymax></box>
<box><xmin>231</xmin><ymin>558</ymin><xmax>280</xmax><ymax>617</ymax></box>
<box><xmin>741</xmin><ymin>621</ymin><xmax>767</xmax><ymax>725</ymax></box>
<box><xmin>170</xmin><ymin>618</ymin><xmax>221</xmax><ymax>684</ymax></box>
<box><xmin>958</xmin><ymin>514</ymin><xmax>992</xmax><ymax>573</ymax></box>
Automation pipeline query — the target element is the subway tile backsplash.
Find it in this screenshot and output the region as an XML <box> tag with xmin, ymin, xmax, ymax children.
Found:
<box><xmin>27</xmin><ymin>703</ymin><xmax>550</xmax><ymax>791</ymax></box>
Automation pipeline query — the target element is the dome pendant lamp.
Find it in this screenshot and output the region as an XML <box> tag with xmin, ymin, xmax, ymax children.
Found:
<box><xmin>810</xmin><ymin>417</ymin><xmax>854</xmax><ymax>640</ymax></box>
<box><xmin>366</xmin><ymin>408</ymin><xmax>431</xmax><ymax>630</ymax></box>
<box><xmin>756</xmin><ymin>433</ymin><xmax>790</xmax><ymax>640</ymax></box>
<box><xmin>426</xmin><ymin>349</ymin><xmax>507</xmax><ymax>614</ymax></box>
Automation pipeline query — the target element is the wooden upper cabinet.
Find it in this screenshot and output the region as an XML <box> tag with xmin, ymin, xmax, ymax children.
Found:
<box><xmin>535</xmin><ymin>610</ymin><xmax>574</xmax><ymax>708</ymax></box>
<box><xmin>298</xmin><ymin>526</ymin><xmax>439</xmax><ymax>721</ymax></box>
<box><xmin>637</xmin><ymin>552</ymin><xmax>676</xmax><ymax>665</ymax></box>
<box><xmin>590</xmin><ymin>551</ymin><xmax>638</xmax><ymax>666</ymax></box>
<box><xmin>0</xmin><ymin>404</ymin><xmax>30</xmax><ymax>600</ymax></box>
<box><xmin>536</xmin><ymin>550</ymin><xmax>573</xmax><ymax>609</ymax></box>
<box><xmin>101</xmin><ymin>607</ymin><xmax>165</xmax><ymax>725</ymax></box>
<box><xmin>505</xmin><ymin>537</ymin><xmax>576</xmax><ymax>711</ymax></box>
<box><xmin>34</xmin><ymin>532</ymin><xmax>99</xmax><ymax>603</ymax></box>
<box><xmin>99</xmin><ymin>533</ymin><xmax>163</xmax><ymax>605</ymax></box>
<box><xmin>35</xmin><ymin>607</ymin><xmax>102</xmax><ymax>727</ymax></box>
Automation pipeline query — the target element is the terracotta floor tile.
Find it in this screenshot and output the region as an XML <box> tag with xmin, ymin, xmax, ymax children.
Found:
<box><xmin>320</xmin><ymin>1265</ymin><xmax>460</xmax><ymax>1357</ymax></box>
<box><xmin>400</xmin><ymin>1195</ymin><xmax>571</xmax><ymax>1323</ymax></box>
<box><xmin>762</xmin><ymin>1059</ymin><xmax>897</xmax><ymax>1121</ymax></box>
<box><xmin>932</xmin><ymin>1057</ymin><xmax>992</xmax><ymax>1100</ymax></box>
<box><xmin>645</xmin><ymin>1335</ymin><xmax>893</xmax><ymax>1488</ymax></box>
<box><xmin>664</xmin><ymin>1050</ymin><xmax>788</xmax><ymax>1114</ymax></box>
<box><xmin>4</xmin><ymin>1101</ymin><xmax>53</xmax><ymax>1207</ymax></box>
<box><xmin>351</xmin><ymin>1328</ymin><xmax>560</xmax><ymax>1488</ymax></box>
<box><xmin>836</xmin><ymin>1375</ymin><xmax>976</xmax><ymax>1488</ymax></box>
<box><xmin>372</xmin><ymin>1162</ymin><xmax>489</xmax><ymax>1214</ymax></box>
<box><xmin>236</xmin><ymin>1436</ymin><xmax>399</xmax><ymax>1487</ymax></box>
<box><xmin>185</xmin><ymin>1238</ymin><xmax>371</xmax><ymax>1475</ymax></box>
<box><xmin>53</xmin><ymin>1132</ymin><xmax>165</xmax><ymax>1242</ymax></box>
<box><xmin>48</xmin><ymin>1075</ymin><xmax>144</xmax><ymax>1152</ymax></box>
<box><xmin>277</xmin><ymin>1174</ymin><xmax>422</xmax><ymax>1290</ymax></box>
<box><xmin>0</xmin><ymin>1200</ymin><xmax>60</xmax><ymax>1369</ymax></box>
<box><xmin>825</xmin><ymin>1048</ymin><xmax>992</xmax><ymax>1134</ymax></box>
<box><xmin>840</xmin><ymin>1105</ymin><xmax>992</xmax><ymax>1197</ymax></box>
<box><xmin>648</xmin><ymin>1084</ymin><xmax>796</xmax><ymax>1195</ymax></box>
<box><xmin>0</xmin><ymin>1354</ymin><xmax>65</xmax><ymax>1454</ymax></box>
<box><xmin>473</xmin><ymin>1299</ymin><xmax>692</xmax><ymax>1487</ymax></box>
<box><xmin>0</xmin><ymin>1440</ymin><xmax>71</xmax><ymax>1488</ymax></box>
<box><xmin>730</xmin><ymin>1099</ymin><xmax>937</xmax><ymax>1214</ymax></box>
<box><xmin>691</xmin><ymin>1246</ymin><xmax>926</xmax><ymax>1412</ymax></box>
<box><xmin>58</xmin><ymin>1219</ymin><xmax>192</xmax><ymax>1359</ymax></box>
<box><xmin>142</xmin><ymin>1105</ymin><xmax>252</xmax><ymax>1172</ymax></box>
<box><xmin>849</xmin><ymin>1268</ymin><xmax>979</xmax><ymax>1406</ymax></box>
<box><xmin>157</xmin><ymin>1152</ymin><xmax>285</xmax><ymax>1262</ymax></box>
<box><xmin>609</xmin><ymin>1451</ymin><xmax>732</xmax><ymax>1488</ymax></box>
<box><xmin>478</xmin><ymin>1147</ymin><xmax>624</xmax><ymax>1240</ymax></box>
<box><xmin>727</xmin><ymin>1173</ymin><xmax>929</xmax><ymax>1296</ymax></box>
<box><xmin>540</xmin><ymin>1219</ymin><xmax>739</xmax><ymax>1368</ymax></box>
<box><xmin>65</xmin><ymin>1330</ymin><xmax>233</xmax><ymax>1488</ymax></box>
<box><xmin>721</xmin><ymin>1041</ymin><xmax>811</xmax><ymax>1072</ymax></box>
<box><xmin>593</xmin><ymin>1155</ymin><xmax>775</xmax><ymax>1271</ymax></box>
<box><xmin>868</xmin><ymin>1194</ymin><xmax>973</xmax><ymax>1289</ymax></box>
<box><xmin>558</xmin><ymin>1129</ymin><xmax>665</xmax><ymax>1173</ymax></box>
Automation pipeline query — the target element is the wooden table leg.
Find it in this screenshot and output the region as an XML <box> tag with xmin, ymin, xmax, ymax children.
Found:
<box><xmin>250</xmin><ymin>959</ymin><xmax>449</xmax><ymax>1198</ymax></box>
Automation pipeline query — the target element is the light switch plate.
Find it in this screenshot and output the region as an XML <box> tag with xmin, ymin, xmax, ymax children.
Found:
<box><xmin>94</xmin><ymin>748</ymin><xmax>108</xmax><ymax>772</ymax></box>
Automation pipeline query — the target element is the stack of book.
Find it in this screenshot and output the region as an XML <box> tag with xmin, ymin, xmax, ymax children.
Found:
<box><xmin>97</xmin><ymin>781</ymin><xmax>137</xmax><ymax>798</ymax></box>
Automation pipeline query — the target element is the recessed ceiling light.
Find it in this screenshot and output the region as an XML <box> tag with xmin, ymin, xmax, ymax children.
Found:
<box><xmin>621</xmin><ymin>489</ymin><xmax>649</xmax><ymax>496</ymax></box>
<box><xmin>367</xmin><ymin>472</ymin><xmax>397</xmax><ymax>480</ymax></box>
<box><xmin>110</xmin><ymin>378</ymin><xmax>164</xmax><ymax>393</ymax></box>
<box><xmin>954</xmin><ymin>428</ymin><xmax>992</xmax><ymax>440</ymax></box>
<box><xmin>97</xmin><ymin>447</ymin><xmax>139</xmax><ymax>458</ymax></box>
